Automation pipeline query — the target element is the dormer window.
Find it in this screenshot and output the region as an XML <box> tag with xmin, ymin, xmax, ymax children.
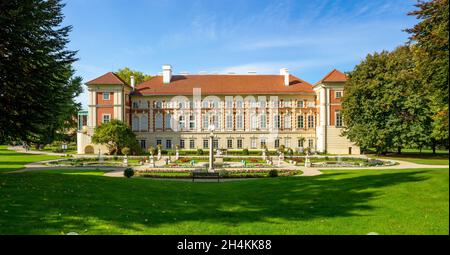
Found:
<box><xmin>103</xmin><ymin>92</ymin><xmax>110</xmax><ymax>101</ymax></box>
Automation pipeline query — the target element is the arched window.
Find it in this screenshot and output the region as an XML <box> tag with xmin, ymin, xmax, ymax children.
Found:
<box><xmin>260</xmin><ymin>114</ymin><xmax>267</xmax><ymax>129</ymax></box>
<box><xmin>164</xmin><ymin>113</ymin><xmax>171</xmax><ymax>129</ymax></box>
<box><xmin>284</xmin><ymin>114</ymin><xmax>291</xmax><ymax>129</ymax></box>
<box><xmin>250</xmin><ymin>114</ymin><xmax>257</xmax><ymax>130</ymax></box>
<box><xmin>189</xmin><ymin>115</ymin><xmax>196</xmax><ymax>130</ymax></box>
<box><xmin>236</xmin><ymin>114</ymin><xmax>243</xmax><ymax>130</ymax></box>
<box><xmin>140</xmin><ymin>114</ymin><xmax>148</xmax><ymax>131</ymax></box>
<box><xmin>155</xmin><ymin>113</ymin><xmax>163</xmax><ymax>129</ymax></box>
<box><xmin>178</xmin><ymin>115</ymin><xmax>185</xmax><ymax>130</ymax></box>
<box><xmin>132</xmin><ymin>116</ymin><xmax>139</xmax><ymax>131</ymax></box>
<box><xmin>273</xmin><ymin>115</ymin><xmax>280</xmax><ymax>129</ymax></box>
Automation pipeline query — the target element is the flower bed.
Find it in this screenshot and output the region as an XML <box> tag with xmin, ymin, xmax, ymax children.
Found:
<box><xmin>135</xmin><ymin>169</ymin><xmax>303</xmax><ymax>179</ymax></box>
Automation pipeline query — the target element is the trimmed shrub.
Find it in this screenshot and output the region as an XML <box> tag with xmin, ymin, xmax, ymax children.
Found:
<box><xmin>121</xmin><ymin>147</ymin><xmax>130</xmax><ymax>156</ymax></box>
<box><xmin>124</xmin><ymin>168</ymin><xmax>134</xmax><ymax>178</ymax></box>
<box><xmin>196</xmin><ymin>149</ymin><xmax>204</xmax><ymax>155</ymax></box>
<box><xmin>242</xmin><ymin>148</ymin><xmax>249</xmax><ymax>155</ymax></box>
<box><xmin>268</xmin><ymin>169</ymin><xmax>278</xmax><ymax>177</ymax></box>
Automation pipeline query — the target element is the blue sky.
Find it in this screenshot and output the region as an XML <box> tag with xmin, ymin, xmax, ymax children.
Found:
<box><xmin>62</xmin><ymin>0</ymin><xmax>418</xmax><ymax>108</ymax></box>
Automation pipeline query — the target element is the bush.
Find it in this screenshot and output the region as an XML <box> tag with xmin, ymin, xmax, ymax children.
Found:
<box><xmin>243</xmin><ymin>148</ymin><xmax>249</xmax><ymax>155</ymax></box>
<box><xmin>121</xmin><ymin>147</ymin><xmax>130</xmax><ymax>156</ymax></box>
<box><xmin>196</xmin><ymin>149</ymin><xmax>204</xmax><ymax>155</ymax></box>
<box><xmin>113</xmin><ymin>155</ymin><xmax>118</xmax><ymax>160</ymax></box>
<box><xmin>124</xmin><ymin>168</ymin><xmax>134</xmax><ymax>178</ymax></box>
<box><xmin>268</xmin><ymin>169</ymin><xmax>278</xmax><ymax>177</ymax></box>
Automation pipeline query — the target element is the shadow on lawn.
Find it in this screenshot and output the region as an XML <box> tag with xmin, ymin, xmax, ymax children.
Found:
<box><xmin>0</xmin><ymin>170</ymin><xmax>430</xmax><ymax>234</ymax></box>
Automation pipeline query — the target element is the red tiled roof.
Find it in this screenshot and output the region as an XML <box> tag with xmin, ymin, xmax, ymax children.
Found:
<box><xmin>316</xmin><ymin>69</ymin><xmax>347</xmax><ymax>85</ymax></box>
<box><xmin>133</xmin><ymin>75</ymin><xmax>314</xmax><ymax>95</ymax></box>
<box><xmin>86</xmin><ymin>72</ymin><xmax>129</xmax><ymax>86</ymax></box>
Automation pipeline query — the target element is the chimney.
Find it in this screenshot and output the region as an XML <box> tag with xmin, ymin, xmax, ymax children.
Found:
<box><xmin>130</xmin><ymin>75</ymin><xmax>135</xmax><ymax>90</ymax></box>
<box><xmin>162</xmin><ymin>64</ymin><xmax>172</xmax><ymax>84</ymax></box>
<box><xmin>280</xmin><ymin>68</ymin><xmax>289</xmax><ymax>86</ymax></box>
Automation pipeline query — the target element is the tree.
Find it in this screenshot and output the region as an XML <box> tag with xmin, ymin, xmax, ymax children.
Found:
<box><xmin>342</xmin><ymin>46</ymin><xmax>432</xmax><ymax>154</ymax></box>
<box><xmin>0</xmin><ymin>0</ymin><xmax>81</xmax><ymax>145</ymax></box>
<box><xmin>92</xmin><ymin>120</ymin><xmax>139</xmax><ymax>155</ymax></box>
<box><xmin>406</xmin><ymin>0</ymin><xmax>449</xmax><ymax>148</ymax></box>
<box><xmin>116</xmin><ymin>67</ymin><xmax>152</xmax><ymax>85</ymax></box>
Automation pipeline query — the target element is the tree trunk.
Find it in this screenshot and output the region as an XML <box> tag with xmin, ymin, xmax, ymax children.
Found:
<box><xmin>432</xmin><ymin>139</ymin><xmax>436</xmax><ymax>155</ymax></box>
<box><xmin>397</xmin><ymin>147</ymin><xmax>401</xmax><ymax>155</ymax></box>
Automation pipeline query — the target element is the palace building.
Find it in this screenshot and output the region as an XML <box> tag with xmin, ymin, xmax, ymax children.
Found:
<box><xmin>77</xmin><ymin>65</ymin><xmax>360</xmax><ymax>155</ymax></box>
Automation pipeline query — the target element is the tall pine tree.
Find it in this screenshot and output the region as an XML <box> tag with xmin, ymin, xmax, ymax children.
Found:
<box><xmin>0</xmin><ymin>0</ymin><xmax>82</xmax><ymax>145</ymax></box>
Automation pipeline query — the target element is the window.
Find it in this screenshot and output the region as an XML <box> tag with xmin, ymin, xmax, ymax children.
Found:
<box><xmin>260</xmin><ymin>114</ymin><xmax>267</xmax><ymax>129</ymax></box>
<box><xmin>308</xmin><ymin>138</ymin><xmax>314</xmax><ymax>148</ymax></box>
<box><xmin>212</xmin><ymin>115</ymin><xmax>220</xmax><ymax>129</ymax></box>
<box><xmin>203</xmin><ymin>139</ymin><xmax>209</xmax><ymax>149</ymax></box>
<box><xmin>260</xmin><ymin>138</ymin><xmax>267</xmax><ymax>148</ymax></box>
<box><xmin>140</xmin><ymin>140</ymin><xmax>146</xmax><ymax>149</ymax></box>
<box><xmin>202</xmin><ymin>114</ymin><xmax>209</xmax><ymax>129</ymax></box>
<box><xmin>213</xmin><ymin>139</ymin><xmax>218</xmax><ymax>149</ymax></box>
<box><xmin>178</xmin><ymin>115</ymin><xmax>185</xmax><ymax>130</ymax></box>
<box><xmin>284</xmin><ymin>100</ymin><xmax>291</xmax><ymax>108</ymax></box>
<box><xmin>250</xmin><ymin>114</ymin><xmax>257</xmax><ymax>130</ymax></box>
<box><xmin>336</xmin><ymin>111</ymin><xmax>343</xmax><ymax>127</ymax></box>
<box><xmin>237</xmin><ymin>139</ymin><xmax>243</xmax><ymax>149</ymax></box>
<box><xmin>297</xmin><ymin>115</ymin><xmax>304</xmax><ymax>129</ymax></box>
<box><xmin>155</xmin><ymin>101</ymin><xmax>162</xmax><ymax>109</ymax></box>
<box><xmin>202</xmin><ymin>101</ymin><xmax>209</xmax><ymax>108</ymax></box>
<box><xmin>189</xmin><ymin>115</ymin><xmax>195</xmax><ymax>130</ymax></box>
<box><xmin>140</xmin><ymin>115</ymin><xmax>148</xmax><ymax>131</ymax></box>
<box><xmin>284</xmin><ymin>114</ymin><xmax>291</xmax><ymax>129</ymax></box>
<box><xmin>180</xmin><ymin>139</ymin><xmax>185</xmax><ymax>149</ymax></box>
<box><xmin>298</xmin><ymin>138</ymin><xmax>304</xmax><ymax>148</ymax></box>
<box><xmin>335</xmin><ymin>91</ymin><xmax>343</xmax><ymax>99</ymax></box>
<box><xmin>308</xmin><ymin>115</ymin><xmax>315</xmax><ymax>128</ymax></box>
<box><xmin>189</xmin><ymin>139</ymin><xmax>195</xmax><ymax>149</ymax></box>
<box><xmin>273</xmin><ymin>115</ymin><xmax>280</xmax><ymax>129</ymax></box>
<box><xmin>251</xmin><ymin>138</ymin><xmax>257</xmax><ymax>149</ymax></box>
<box><xmin>103</xmin><ymin>92</ymin><xmax>110</xmax><ymax>101</ymax></box>
<box><xmin>102</xmin><ymin>114</ymin><xmax>110</xmax><ymax>123</ymax></box>
<box><xmin>155</xmin><ymin>113</ymin><xmax>163</xmax><ymax>129</ymax></box>
<box><xmin>226</xmin><ymin>100</ymin><xmax>233</xmax><ymax>109</ymax></box>
<box><xmin>156</xmin><ymin>139</ymin><xmax>162</xmax><ymax>146</ymax></box>
<box><xmin>259</xmin><ymin>100</ymin><xmax>266</xmax><ymax>109</ymax></box>
<box><xmin>227</xmin><ymin>139</ymin><xmax>233</xmax><ymax>149</ymax></box>
<box><xmin>236</xmin><ymin>100</ymin><xmax>243</xmax><ymax>108</ymax></box>
<box><xmin>132</xmin><ymin>102</ymin><xmax>139</xmax><ymax>109</ymax></box>
<box><xmin>132</xmin><ymin>116</ymin><xmax>139</xmax><ymax>131</ymax></box>
<box><xmin>226</xmin><ymin>114</ymin><xmax>233</xmax><ymax>130</ymax></box>
<box><xmin>297</xmin><ymin>100</ymin><xmax>304</xmax><ymax>108</ymax></box>
<box><xmin>274</xmin><ymin>139</ymin><xmax>280</xmax><ymax>148</ymax></box>
<box><xmin>164</xmin><ymin>113</ymin><xmax>171</xmax><ymax>129</ymax></box>
<box><xmin>284</xmin><ymin>137</ymin><xmax>290</xmax><ymax>148</ymax></box>
<box><xmin>165</xmin><ymin>139</ymin><xmax>172</xmax><ymax>149</ymax></box>
<box><xmin>236</xmin><ymin>114</ymin><xmax>243</xmax><ymax>129</ymax></box>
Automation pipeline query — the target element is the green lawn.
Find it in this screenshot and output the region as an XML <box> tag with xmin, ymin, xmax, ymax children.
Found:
<box><xmin>0</xmin><ymin>145</ymin><xmax>448</xmax><ymax>234</ymax></box>
<box><xmin>373</xmin><ymin>151</ymin><xmax>449</xmax><ymax>165</ymax></box>
<box><xmin>0</xmin><ymin>145</ymin><xmax>61</xmax><ymax>173</ymax></box>
<box><xmin>0</xmin><ymin>168</ymin><xmax>447</xmax><ymax>234</ymax></box>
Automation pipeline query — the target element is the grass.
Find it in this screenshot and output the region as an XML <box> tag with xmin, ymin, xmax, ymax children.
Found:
<box><xmin>0</xmin><ymin>145</ymin><xmax>61</xmax><ymax>173</ymax></box>
<box><xmin>372</xmin><ymin>151</ymin><xmax>449</xmax><ymax>165</ymax></box>
<box><xmin>0</xmin><ymin>168</ymin><xmax>447</xmax><ymax>234</ymax></box>
<box><xmin>0</xmin><ymin>145</ymin><xmax>448</xmax><ymax>234</ymax></box>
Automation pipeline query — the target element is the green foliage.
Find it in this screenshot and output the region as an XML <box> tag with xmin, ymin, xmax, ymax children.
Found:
<box><xmin>407</xmin><ymin>0</ymin><xmax>449</xmax><ymax>142</ymax></box>
<box><xmin>148</xmin><ymin>146</ymin><xmax>156</xmax><ymax>156</ymax></box>
<box><xmin>242</xmin><ymin>148</ymin><xmax>249</xmax><ymax>155</ymax></box>
<box><xmin>123</xmin><ymin>168</ymin><xmax>134</xmax><ymax>178</ymax></box>
<box><xmin>196</xmin><ymin>149</ymin><xmax>204</xmax><ymax>156</ymax></box>
<box><xmin>116</xmin><ymin>67</ymin><xmax>152</xmax><ymax>85</ymax></box>
<box><xmin>121</xmin><ymin>147</ymin><xmax>130</xmax><ymax>156</ymax></box>
<box><xmin>92</xmin><ymin>120</ymin><xmax>138</xmax><ymax>155</ymax></box>
<box><xmin>268</xmin><ymin>169</ymin><xmax>278</xmax><ymax>177</ymax></box>
<box><xmin>342</xmin><ymin>46</ymin><xmax>433</xmax><ymax>154</ymax></box>
<box><xmin>0</xmin><ymin>0</ymin><xmax>82</xmax><ymax>145</ymax></box>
